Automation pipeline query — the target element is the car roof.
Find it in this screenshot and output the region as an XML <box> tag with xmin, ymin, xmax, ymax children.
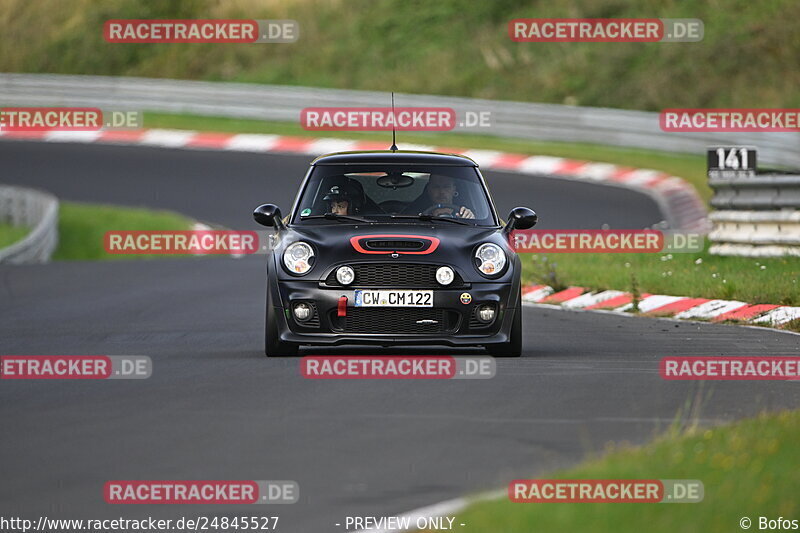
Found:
<box><xmin>311</xmin><ymin>150</ymin><xmax>478</xmax><ymax>167</ymax></box>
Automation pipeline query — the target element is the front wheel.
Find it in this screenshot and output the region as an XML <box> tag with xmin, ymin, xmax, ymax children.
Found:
<box><xmin>265</xmin><ymin>290</ymin><xmax>299</xmax><ymax>357</ymax></box>
<box><xmin>487</xmin><ymin>305</ymin><xmax>522</xmax><ymax>358</ymax></box>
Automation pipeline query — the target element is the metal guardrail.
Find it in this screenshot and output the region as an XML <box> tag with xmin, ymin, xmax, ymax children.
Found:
<box><xmin>0</xmin><ymin>185</ymin><xmax>59</xmax><ymax>264</ymax></box>
<box><xmin>709</xmin><ymin>173</ymin><xmax>800</xmax><ymax>257</ymax></box>
<box><xmin>709</xmin><ymin>210</ymin><xmax>800</xmax><ymax>257</ymax></box>
<box><xmin>710</xmin><ymin>174</ymin><xmax>800</xmax><ymax>210</ymax></box>
<box><xmin>2</xmin><ymin>73</ymin><xmax>800</xmax><ymax>168</ymax></box>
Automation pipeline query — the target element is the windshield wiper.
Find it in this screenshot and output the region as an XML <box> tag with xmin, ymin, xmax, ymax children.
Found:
<box><xmin>390</xmin><ymin>214</ymin><xmax>470</xmax><ymax>226</ymax></box>
<box><xmin>300</xmin><ymin>213</ymin><xmax>372</xmax><ymax>223</ymax></box>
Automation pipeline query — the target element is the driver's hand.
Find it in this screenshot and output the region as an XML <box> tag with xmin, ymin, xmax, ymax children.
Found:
<box><xmin>458</xmin><ymin>206</ymin><xmax>475</xmax><ymax>219</ymax></box>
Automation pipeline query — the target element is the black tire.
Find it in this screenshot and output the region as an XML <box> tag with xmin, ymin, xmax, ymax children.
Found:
<box><xmin>487</xmin><ymin>305</ymin><xmax>522</xmax><ymax>358</ymax></box>
<box><xmin>265</xmin><ymin>289</ymin><xmax>299</xmax><ymax>357</ymax></box>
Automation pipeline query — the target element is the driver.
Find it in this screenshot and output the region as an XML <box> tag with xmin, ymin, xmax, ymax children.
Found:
<box><xmin>413</xmin><ymin>175</ymin><xmax>475</xmax><ymax>219</ymax></box>
<box><xmin>322</xmin><ymin>184</ymin><xmax>354</xmax><ymax>215</ymax></box>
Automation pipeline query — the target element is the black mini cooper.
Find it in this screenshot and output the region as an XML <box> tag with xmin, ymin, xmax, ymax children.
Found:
<box><xmin>253</xmin><ymin>150</ymin><xmax>537</xmax><ymax>357</ymax></box>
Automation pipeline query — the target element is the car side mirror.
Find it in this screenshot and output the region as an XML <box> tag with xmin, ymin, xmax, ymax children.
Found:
<box><xmin>253</xmin><ymin>204</ymin><xmax>285</xmax><ymax>229</ymax></box>
<box><xmin>503</xmin><ymin>207</ymin><xmax>537</xmax><ymax>234</ymax></box>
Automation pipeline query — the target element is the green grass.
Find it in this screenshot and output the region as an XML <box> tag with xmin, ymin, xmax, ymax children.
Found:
<box><xmin>421</xmin><ymin>409</ymin><xmax>800</xmax><ymax>533</ymax></box>
<box><xmin>1</xmin><ymin>0</ymin><xmax>798</xmax><ymax>112</ymax></box>
<box><xmin>144</xmin><ymin>112</ymin><xmax>711</xmax><ymax>202</ymax></box>
<box><xmin>521</xmin><ymin>241</ymin><xmax>799</xmax><ymax>305</ymax></box>
<box><xmin>54</xmin><ymin>201</ymin><xmax>195</xmax><ymax>260</ymax></box>
<box><xmin>0</xmin><ymin>222</ymin><xmax>29</xmax><ymax>248</ymax></box>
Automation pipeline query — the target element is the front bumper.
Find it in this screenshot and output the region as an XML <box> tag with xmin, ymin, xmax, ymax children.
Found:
<box><xmin>270</xmin><ymin>280</ymin><xmax>518</xmax><ymax>347</ymax></box>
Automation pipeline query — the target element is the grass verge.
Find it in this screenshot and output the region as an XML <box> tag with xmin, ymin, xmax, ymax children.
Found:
<box><xmin>144</xmin><ymin>112</ymin><xmax>711</xmax><ymax>202</ymax></box>
<box><xmin>0</xmin><ymin>222</ymin><xmax>29</xmax><ymax>249</ymax></box>
<box><xmin>420</xmin><ymin>409</ymin><xmax>800</xmax><ymax>533</ymax></box>
<box><xmin>53</xmin><ymin>201</ymin><xmax>195</xmax><ymax>260</ymax></box>
<box><xmin>522</xmin><ymin>240</ymin><xmax>799</xmax><ymax>305</ymax></box>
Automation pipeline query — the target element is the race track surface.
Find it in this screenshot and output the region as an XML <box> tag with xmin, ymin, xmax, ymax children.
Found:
<box><xmin>1</xmin><ymin>141</ymin><xmax>798</xmax><ymax>531</ymax></box>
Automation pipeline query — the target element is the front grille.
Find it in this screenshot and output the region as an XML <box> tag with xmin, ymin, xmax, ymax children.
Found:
<box><xmin>325</xmin><ymin>263</ymin><xmax>463</xmax><ymax>288</ymax></box>
<box><xmin>365</xmin><ymin>239</ymin><xmax>425</xmax><ymax>251</ymax></box>
<box><xmin>330</xmin><ymin>308</ymin><xmax>460</xmax><ymax>334</ymax></box>
<box><xmin>469</xmin><ymin>309</ymin><xmax>485</xmax><ymax>329</ymax></box>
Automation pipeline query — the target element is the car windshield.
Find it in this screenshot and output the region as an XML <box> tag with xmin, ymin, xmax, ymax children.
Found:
<box><xmin>292</xmin><ymin>164</ymin><xmax>498</xmax><ymax>226</ymax></box>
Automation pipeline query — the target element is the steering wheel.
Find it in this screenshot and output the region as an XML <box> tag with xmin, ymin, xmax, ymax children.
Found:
<box><xmin>422</xmin><ymin>203</ymin><xmax>461</xmax><ymax>218</ymax></box>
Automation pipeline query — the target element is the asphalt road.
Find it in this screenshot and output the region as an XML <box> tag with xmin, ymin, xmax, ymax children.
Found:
<box><xmin>1</xmin><ymin>141</ymin><xmax>663</xmax><ymax>230</ymax></box>
<box><xmin>1</xmin><ymin>141</ymin><xmax>799</xmax><ymax>532</ymax></box>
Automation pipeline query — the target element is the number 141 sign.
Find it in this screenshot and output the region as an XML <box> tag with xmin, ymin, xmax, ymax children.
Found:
<box><xmin>707</xmin><ymin>146</ymin><xmax>757</xmax><ymax>178</ymax></box>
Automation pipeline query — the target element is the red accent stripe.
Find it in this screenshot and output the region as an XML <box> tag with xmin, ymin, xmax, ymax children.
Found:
<box><xmin>351</xmin><ymin>140</ymin><xmax>393</xmax><ymax>151</ymax></box>
<box><xmin>185</xmin><ymin>132</ymin><xmax>235</xmax><ymax>148</ymax></box>
<box><xmin>584</xmin><ymin>293</ymin><xmax>652</xmax><ymax>310</ymax></box>
<box><xmin>0</xmin><ymin>130</ymin><xmax>50</xmax><ymax>140</ymax></box>
<box><xmin>490</xmin><ymin>153</ymin><xmax>529</xmax><ymax>170</ymax></box>
<box><xmin>646</xmin><ymin>297</ymin><xmax>710</xmax><ymax>316</ymax></box>
<box><xmin>609</xmin><ymin>167</ymin><xmax>637</xmax><ymax>182</ymax></box>
<box><xmin>338</xmin><ymin>296</ymin><xmax>347</xmax><ymax>317</ymax></box>
<box><xmin>97</xmin><ymin>130</ymin><xmax>147</xmax><ymax>143</ymax></box>
<box><xmin>640</xmin><ymin>173</ymin><xmax>669</xmax><ymax>188</ymax></box>
<box><xmin>542</xmin><ymin>287</ymin><xmax>585</xmax><ymax>303</ymax></box>
<box><xmin>522</xmin><ymin>285</ymin><xmax>546</xmax><ymax>295</ymax></box>
<box><xmin>713</xmin><ymin>304</ymin><xmax>780</xmax><ymax>322</ymax></box>
<box><xmin>553</xmin><ymin>159</ymin><xmax>588</xmax><ymax>175</ymax></box>
<box><xmin>271</xmin><ymin>136</ymin><xmax>315</xmax><ymax>152</ymax></box>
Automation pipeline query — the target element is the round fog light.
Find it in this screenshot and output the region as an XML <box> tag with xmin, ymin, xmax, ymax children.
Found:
<box><xmin>477</xmin><ymin>304</ymin><xmax>496</xmax><ymax>323</ymax></box>
<box><xmin>436</xmin><ymin>266</ymin><xmax>455</xmax><ymax>285</ymax></box>
<box><xmin>293</xmin><ymin>302</ymin><xmax>312</xmax><ymax>321</ymax></box>
<box><xmin>336</xmin><ymin>265</ymin><xmax>355</xmax><ymax>285</ymax></box>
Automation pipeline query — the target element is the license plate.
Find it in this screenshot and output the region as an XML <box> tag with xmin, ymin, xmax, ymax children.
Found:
<box><xmin>354</xmin><ymin>289</ymin><xmax>433</xmax><ymax>307</ymax></box>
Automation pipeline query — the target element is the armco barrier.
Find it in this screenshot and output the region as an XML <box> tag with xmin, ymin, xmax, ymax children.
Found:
<box><xmin>709</xmin><ymin>209</ymin><xmax>800</xmax><ymax>257</ymax></box>
<box><xmin>0</xmin><ymin>185</ymin><xmax>59</xmax><ymax>264</ymax></box>
<box><xmin>710</xmin><ymin>174</ymin><xmax>800</xmax><ymax>210</ymax></box>
<box><xmin>709</xmin><ymin>173</ymin><xmax>800</xmax><ymax>257</ymax></box>
<box><xmin>1</xmin><ymin>73</ymin><xmax>799</xmax><ymax>168</ymax></box>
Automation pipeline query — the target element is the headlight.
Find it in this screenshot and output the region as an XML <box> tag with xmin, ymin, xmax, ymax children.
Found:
<box><xmin>436</xmin><ymin>266</ymin><xmax>454</xmax><ymax>285</ymax></box>
<box><xmin>336</xmin><ymin>265</ymin><xmax>355</xmax><ymax>285</ymax></box>
<box><xmin>283</xmin><ymin>241</ymin><xmax>315</xmax><ymax>274</ymax></box>
<box><xmin>475</xmin><ymin>243</ymin><xmax>506</xmax><ymax>276</ymax></box>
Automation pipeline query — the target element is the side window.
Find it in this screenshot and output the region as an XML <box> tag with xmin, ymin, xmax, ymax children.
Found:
<box><xmin>459</xmin><ymin>180</ymin><xmax>490</xmax><ymax>219</ymax></box>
